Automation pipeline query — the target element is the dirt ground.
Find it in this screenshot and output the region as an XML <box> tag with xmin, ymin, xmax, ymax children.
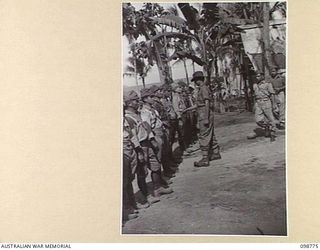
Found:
<box><xmin>122</xmin><ymin>111</ymin><xmax>287</xmax><ymax>235</ymax></box>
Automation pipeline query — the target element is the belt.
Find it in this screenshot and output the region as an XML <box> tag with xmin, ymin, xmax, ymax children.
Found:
<box><xmin>256</xmin><ymin>98</ymin><xmax>270</xmax><ymax>102</ymax></box>
<box><xmin>153</xmin><ymin>127</ymin><xmax>164</xmax><ymax>133</ymax></box>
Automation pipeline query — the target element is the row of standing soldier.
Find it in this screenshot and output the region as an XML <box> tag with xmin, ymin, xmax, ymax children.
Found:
<box><xmin>122</xmin><ymin>71</ymin><xmax>222</xmax><ymax>223</ymax></box>
<box><xmin>122</xmin><ymin>68</ymin><xmax>285</xmax><ymax>223</ymax></box>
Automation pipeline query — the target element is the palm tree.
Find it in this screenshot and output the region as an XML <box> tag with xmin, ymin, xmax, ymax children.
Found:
<box><xmin>122</xmin><ymin>3</ymin><xmax>175</xmax><ymax>85</ymax></box>
<box><xmin>124</xmin><ymin>54</ymin><xmax>151</xmax><ymax>89</ymax></box>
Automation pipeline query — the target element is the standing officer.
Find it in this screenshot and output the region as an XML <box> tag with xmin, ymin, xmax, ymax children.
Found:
<box><xmin>247</xmin><ymin>72</ymin><xmax>278</xmax><ymax>141</ymax></box>
<box><xmin>190</xmin><ymin>71</ymin><xmax>221</xmax><ymax>167</ymax></box>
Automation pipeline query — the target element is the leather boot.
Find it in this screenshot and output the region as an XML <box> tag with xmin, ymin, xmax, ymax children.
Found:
<box><xmin>209</xmin><ymin>147</ymin><xmax>221</xmax><ymax>161</ymax></box>
<box><xmin>154</xmin><ymin>187</ymin><xmax>174</xmax><ymax>197</ymax></box>
<box><xmin>160</xmin><ymin>177</ymin><xmax>171</xmax><ymax>188</ymax></box>
<box><xmin>134</xmin><ymin>202</ymin><xmax>150</xmax><ymax>210</ymax></box>
<box><xmin>127</xmin><ymin>213</ymin><xmax>138</xmax><ymax>220</ymax></box>
<box><xmin>194</xmin><ymin>150</ymin><xmax>209</xmax><ymax>167</ymax></box>
<box><xmin>123</xmin><ymin>209</ymin><xmax>138</xmax><ymax>222</ymax></box>
<box><xmin>247</xmin><ymin>132</ymin><xmax>258</xmax><ymax>139</ymax></box>
<box><xmin>265</xmin><ymin>126</ymin><xmax>271</xmax><ymax>138</ymax></box>
<box><xmin>146</xmin><ymin>194</ymin><xmax>160</xmax><ymax>204</ymax></box>
<box><xmin>270</xmin><ymin>130</ymin><xmax>276</xmax><ymax>142</ymax></box>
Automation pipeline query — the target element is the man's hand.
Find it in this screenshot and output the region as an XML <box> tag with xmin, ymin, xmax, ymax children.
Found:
<box><xmin>150</xmin><ymin>139</ymin><xmax>159</xmax><ymax>154</ymax></box>
<box><xmin>178</xmin><ymin>119</ymin><xmax>183</xmax><ymax>127</ymax></box>
<box><xmin>273</xmin><ymin>104</ymin><xmax>279</xmax><ymax>113</ymax></box>
<box><xmin>203</xmin><ymin>119</ymin><xmax>209</xmax><ymax>127</ymax></box>
<box><xmin>136</xmin><ymin>148</ymin><xmax>145</xmax><ymax>164</ymax></box>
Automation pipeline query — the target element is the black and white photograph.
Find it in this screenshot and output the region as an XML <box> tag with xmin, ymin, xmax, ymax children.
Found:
<box><xmin>122</xmin><ymin>2</ymin><xmax>287</xmax><ymax>235</ymax></box>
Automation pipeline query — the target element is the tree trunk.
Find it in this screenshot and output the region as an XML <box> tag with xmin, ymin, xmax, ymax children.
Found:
<box><xmin>183</xmin><ymin>59</ymin><xmax>189</xmax><ymax>85</ymax></box>
<box><xmin>262</xmin><ymin>2</ymin><xmax>272</xmax><ymax>77</ymax></box>
<box><xmin>241</xmin><ymin>57</ymin><xmax>251</xmax><ymax>111</ymax></box>
<box><xmin>214</xmin><ymin>57</ymin><xmax>219</xmax><ymax>78</ymax></box>
<box><xmin>133</xmin><ymin>58</ymin><xmax>139</xmax><ymax>88</ymax></box>
<box><xmin>142</xmin><ymin>77</ymin><xmax>146</xmax><ymax>89</ymax></box>
<box><xmin>154</xmin><ymin>40</ymin><xmax>172</xmax><ymax>84</ymax></box>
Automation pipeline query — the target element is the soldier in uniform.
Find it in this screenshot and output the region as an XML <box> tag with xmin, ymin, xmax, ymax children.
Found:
<box><xmin>269</xmin><ymin>67</ymin><xmax>285</xmax><ymax>129</ymax></box>
<box><xmin>122</xmin><ymin>115</ymin><xmax>139</xmax><ymax>222</ymax></box>
<box><xmin>161</xmin><ymin>84</ymin><xmax>179</xmax><ymax>150</ymax></box>
<box><xmin>150</xmin><ymin>86</ymin><xmax>176</xmax><ymax>179</ymax></box>
<box><xmin>160</xmin><ymin>84</ymin><xmax>181</xmax><ymax>167</ymax></box>
<box><xmin>124</xmin><ymin>91</ymin><xmax>160</xmax><ymax>205</ymax></box>
<box><xmin>186</xmin><ymin>71</ymin><xmax>221</xmax><ymax>167</ymax></box>
<box><xmin>140</xmin><ymin>88</ymin><xmax>174</xmax><ymax>198</ymax></box>
<box><xmin>247</xmin><ymin>72</ymin><xmax>278</xmax><ymax>141</ymax></box>
<box><xmin>171</xmin><ymin>83</ymin><xmax>187</xmax><ymax>151</ymax></box>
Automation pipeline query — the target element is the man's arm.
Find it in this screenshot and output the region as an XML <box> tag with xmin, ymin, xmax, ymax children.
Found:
<box><xmin>204</xmin><ymin>99</ymin><xmax>210</xmax><ymax>126</ymax></box>
<box><xmin>182</xmin><ymin>104</ymin><xmax>197</xmax><ymax>113</ymax></box>
<box><xmin>202</xmin><ymin>85</ymin><xmax>210</xmax><ymax>126</ymax></box>
<box><xmin>268</xmin><ymin>83</ymin><xmax>277</xmax><ymax>110</ymax></box>
<box><xmin>171</xmin><ymin>95</ymin><xmax>181</xmax><ymax>118</ymax></box>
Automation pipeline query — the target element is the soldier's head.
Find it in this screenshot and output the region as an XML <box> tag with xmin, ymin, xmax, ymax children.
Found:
<box><xmin>172</xmin><ymin>83</ymin><xmax>182</xmax><ymax>93</ymax></box>
<box><xmin>191</xmin><ymin>71</ymin><xmax>205</xmax><ymax>86</ymax></box>
<box><xmin>140</xmin><ymin>88</ymin><xmax>154</xmax><ymax>105</ymax></box>
<box><xmin>150</xmin><ymin>92</ymin><xmax>159</xmax><ymax>102</ymax></box>
<box><xmin>150</xmin><ymin>85</ymin><xmax>159</xmax><ymax>95</ymax></box>
<box><xmin>188</xmin><ymin>83</ymin><xmax>195</xmax><ymax>93</ymax></box>
<box><xmin>161</xmin><ymin>84</ymin><xmax>172</xmax><ymax>98</ymax></box>
<box><xmin>178</xmin><ymin>81</ymin><xmax>187</xmax><ymax>90</ymax></box>
<box><xmin>270</xmin><ymin>67</ymin><xmax>278</xmax><ymax>78</ymax></box>
<box><xmin>256</xmin><ymin>72</ymin><xmax>264</xmax><ymax>82</ymax></box>
<box><xmin>124</xmin><ymin>90</ymin><xmax>140</xmax><ymax>110</ymax></box>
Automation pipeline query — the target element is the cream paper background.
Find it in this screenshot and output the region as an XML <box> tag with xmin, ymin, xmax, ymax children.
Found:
<box><xmin>0</xmin><ymin>0</ymin><xmax>318</xmax><ymax>243</ymax></box>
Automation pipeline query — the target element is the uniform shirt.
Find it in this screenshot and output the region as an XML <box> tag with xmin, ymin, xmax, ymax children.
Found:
<box><xmin>269</xmin><ymin>75</ymin><xmax>285</xmax><ymax>93</ymax></box>
<box><xmin>196</xmin><ymin>83</ymin><xmax>213</xmax><ymax>107</ymax></box>
<box><xmin>182</xmin><ymin>92</ymin><xmax>191</xmax><ymax>108</ymax></box>
<box><xmin>172</xmin><ymin>92</ymin><xmax>186</xmax><ymax>119</ymax></box>
<box><xmin>253</xmin><ymin>80</ymin><xmax>275</xmax><ymax>99</ymax></box>
<box><xmin>188</xmin><ymin>93</ymin><xmax>195</xmax><ymax>107</ymax></box>
<box><xmin>124</xmin><ymin>110</ymin><xmax>154</xmax><ymax>147</ymax></box>
<box><xmin>152</xmin><ymin>100</ymin><xmax>169</xmax><ymax>121</ymax></box>
<box><xmin>123</xmin><ymin>118</ymin><xmax>132</xmax><ymax>145</ymax></box>
<box><xmin>196</xmin><ymin>83</ymin><xmax>214</xmax><ymax>122</ymax></box>
<box><xmin>161</xmin><ymin>97</ymin><xmax>177</xmax><ymax>120</ymax></box>
<box><xmin>140</xmin><ymin>104</ymin><xmax>163</xmax><ymax>130</ymax></box>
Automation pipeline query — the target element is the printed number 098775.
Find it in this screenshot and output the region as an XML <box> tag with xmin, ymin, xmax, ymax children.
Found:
<box><xmin>300</xmin><ymin>244</ymin><xmax>319</xmax><ymax>248</ymax></box>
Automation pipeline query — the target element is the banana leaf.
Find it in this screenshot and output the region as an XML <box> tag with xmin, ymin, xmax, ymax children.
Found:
<box><xmin>150</xmin><ymin>15</ymin><xmax>186</xmax><ymax>29</ymax></box>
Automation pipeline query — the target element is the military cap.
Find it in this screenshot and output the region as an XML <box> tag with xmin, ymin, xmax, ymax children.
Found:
<box><xmin>150</xmin><ymin>85</ymin><xmax>159</xmax><ymax>93</ymax></box>
<box><xmin>171</xmin><ymin>83</ymin><xmax>180</xmax><ymax>91</ymax></box>
<box><xmin>149</xmin><ymin>85</ymin><xmax>159</xmax><ymax>95</ymax></box>
<box><xmin>140</xmin><ymin>88</ymin><xmax>151</xmax><ymax>98</ymax></box>
<box><xmin>191</xmin><ymin>71</ymin><xmax>205</xmax><ymax>82</ymax></box>
<box><xmin>124</xmin><ymin>90</ymin><xmax>139</xmax><ymax>102</ymax></box>
<box><xmin>177</xmin><ymin>81</ymin><xmax>187</xmax><ymax>87</ymax></box>
<box><xmin>188</xmin><ymin>83</ymin><xmax>195</xmax><ymax>90</ymax></box>
<box><xmin>155</xmin><ymin>92</ymin><xmax>163</xmax><ymax>98</ymax></box>
<box><xmin>161</xmin><ymin>83</ymin><xmax>171</xmax><ymax>91</ymax></box>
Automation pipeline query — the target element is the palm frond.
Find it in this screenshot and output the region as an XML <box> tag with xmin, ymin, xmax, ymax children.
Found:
<box><xmin>150</xmin><ymin>15</ymin><xmax>186</xmax><ymax>29</ymax></box>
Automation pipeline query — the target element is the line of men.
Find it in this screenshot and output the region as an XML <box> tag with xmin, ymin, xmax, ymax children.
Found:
<box><xmin>122</xmin><ymin>68</ymin><xmax>286</xmax><ymax>222</ymax></box>
<box><xmin>122</xmin><ymin>71</ymin><xmax>222</xmax><ymax>223</ymax></box>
